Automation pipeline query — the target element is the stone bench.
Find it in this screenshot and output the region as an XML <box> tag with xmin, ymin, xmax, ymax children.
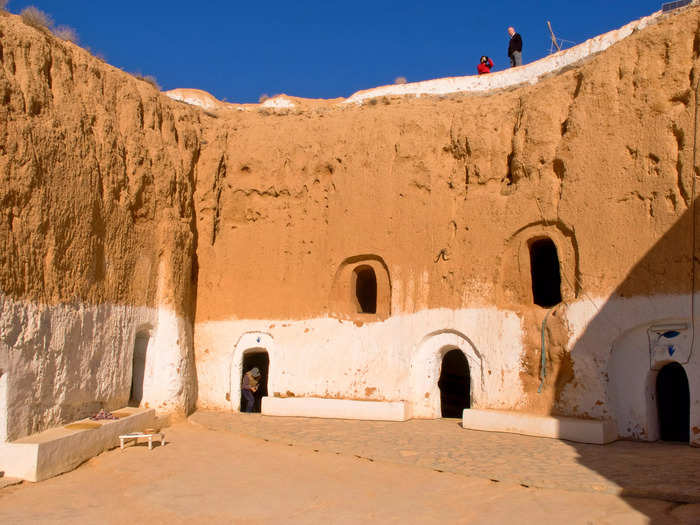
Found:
<box><xmin>0</xmin><ymin>407</ymin><xmax>156</xmax><ymax>481</ymax></box>
<box><xmin>462</xmin><ymin>409</ymin><xmax>617</xmax><ymax>444</ymax></box>
<box><xmin>262</xmin><ymin>397</ymin><xmax>409</xmax><ymax>421</ymax></box>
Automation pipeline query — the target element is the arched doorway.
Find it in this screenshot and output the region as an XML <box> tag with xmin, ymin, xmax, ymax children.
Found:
<box><xmin>129</xmin><ymin>332</ymin><xmax>149</xmax><ymax>407</ymax></box>
<box><xmin>656</xmin><ymin>362</ymin><xmax>690</xmax><ymax>442</ymax></box>
<box><xmin>240</xmin><ymin>350</ymin><xmax>269</xmax><ymax>413</ymax></box>
<box><xmin>438</xmin><ymin>349</ymin><xmax>471</xmax><ymax>418</ymax></box>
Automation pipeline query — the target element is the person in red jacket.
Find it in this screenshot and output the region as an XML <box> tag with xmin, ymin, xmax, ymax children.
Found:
<box><xmin>477</xmin><ymin>56</ymin><xmax>493</xmax><ymax>75</ymax></box>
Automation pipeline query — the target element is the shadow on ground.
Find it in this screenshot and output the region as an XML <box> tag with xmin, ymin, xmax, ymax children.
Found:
<box><xmin>554</xmin><ymin>200</ymin><xmax>700</xmax><ymax>523</ymax></box>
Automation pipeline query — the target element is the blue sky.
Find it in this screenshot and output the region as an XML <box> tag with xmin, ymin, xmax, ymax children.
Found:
<box><xmin>9</xmin><ymin>1</ymin><xmax>663</xmax><ymax>103</ymax></box>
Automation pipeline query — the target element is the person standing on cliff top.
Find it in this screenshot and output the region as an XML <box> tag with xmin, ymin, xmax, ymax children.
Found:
<box><xmin>508</xmin><ymin>27</ymin><xmax>523</xmax><ymax>67</ymax></box>
<box><xmin>242</xmin><ymin>367</ymin><xmax>261</xmax><ymax>413</ymax></box>
<box><xmin>477</xmin><ymin>55</ymin><xmax>494</xmax><ymax>74</ymax></box>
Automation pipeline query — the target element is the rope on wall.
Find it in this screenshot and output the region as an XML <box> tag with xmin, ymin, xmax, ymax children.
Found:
<box><xmin>688</xmin><ymin>78</ymin><xmax>700</xmax><ymax>364</ymax></box>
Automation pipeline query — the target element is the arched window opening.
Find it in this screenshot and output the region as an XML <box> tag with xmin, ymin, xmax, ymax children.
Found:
<box><xmin>240</xmin><ymin>351</ymin><xmax>269</xmax><ymax>413</ymax></box>
<box><xmin>354</xmin><ymin>265</ymin><xmax>377</xmax><ymax>314</ymax></box>
<box><xmin>438</xmin><ymin>349</ymin><xmax>471</xmax><ymax>418</ymax></box>
<box><xmin>529</xmin><ymin>238</ymin><xmax>562</xmax><ymax>307</ymax></box>
<box><xmin>656</xmin><ymin>362</ymin><xmax>690</xmax><ymax>442</ymax></box>
<box><xmin>129</xmin><ymin>332</ymin><xmax>149</xmax><ymax>407</ymax></box>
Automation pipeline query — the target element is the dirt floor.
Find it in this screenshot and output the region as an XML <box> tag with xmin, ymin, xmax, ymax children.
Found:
<box><xmin>0</xmin><ymin>420</ymin><xmax>698</xmax><ymax>524</ymax></box>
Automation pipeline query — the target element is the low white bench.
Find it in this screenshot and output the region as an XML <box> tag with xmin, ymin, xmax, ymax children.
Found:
<box><xmin>119</xmin><ymin>432</ymin><xmax>165</xmax><ymax>451</ymax></box>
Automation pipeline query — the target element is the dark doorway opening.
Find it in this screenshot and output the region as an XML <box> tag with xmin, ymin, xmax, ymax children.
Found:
<box><xmin>438</xmin><ymin>349</ymin><xmax>471</xmax><ymax>418</ymax></box>
<box><xmin>656</xmin><ymin>362</ymin><xmax>690</xmax><ymax>442</ymax></box>
<box><xmin>240</xmin><ymin>351</ymin><xmax>269</xmax><ymax>413</ymax></box>
<box><xmin>529</xmin><ymin>238</ymin><xmax>562</xmax><ymax>307</ymax></box>
<box><xmin>129</xmin><ymin>332</ymin><xmax>149</xmax><ymax>407</ymax></box>
<box><xmin>354</xmin><ymin>265</ymin><xmax>377</xmax><ymax>314</ymax></box>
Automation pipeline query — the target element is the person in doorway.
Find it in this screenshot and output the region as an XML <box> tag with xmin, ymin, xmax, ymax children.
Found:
<box><xmin>507</xmin><ymin>27</ymin><xmax>523</xmax><ymax>67</ymax></box>
<box><xmin>477</xmin><ymin>55</ymin><xmax>493</xmax><ymax>74</ymax></box>
<box><xmin>242</xmin><ymin>367</ymin><xmax>261</xmax><ymax>413</ymax></box>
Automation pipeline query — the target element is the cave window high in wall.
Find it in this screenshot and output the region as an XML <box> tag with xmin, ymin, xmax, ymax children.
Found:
<box><xmin>354</xmin><ymin>265</ymin><xmax>377</xmax><ymax>314</ymax></box>
<box><xmin>529</xmin><ymin>238</ymin><xmax>563</xmax><ymax>307</ymax></box>
<box><xmin>656</xmin><ymin>362</ymin><xmax>690</xmax><ymax>442</ymax></box>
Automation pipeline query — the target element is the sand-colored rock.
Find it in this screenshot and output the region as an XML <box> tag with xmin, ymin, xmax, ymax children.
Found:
<box><xmin>1</xmin><ymin>4</ymin><xmax>700</xmax><ymax>452</ymax></box>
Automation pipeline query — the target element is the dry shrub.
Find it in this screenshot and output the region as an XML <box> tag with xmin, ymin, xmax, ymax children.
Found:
<box><xmin>133</xmin><ymin>73</ymin><xmax>161</xmax><ymax>90</ymax></box>
<box><xmin>53</xmin><ymin>25</ymin><xmax>78</xmax><ymax>43</ymax></box>
<box><xmin>394</xmin><ymin>76</ymin><xmax>407</xmax><ymax>84</ymax></box>
<box><xmin>258</xmin><ymin>93</ymin><xmax>270</xmax><ymax>103</ymax></box>
<box><xmin>20</xmin><ymin>6</ymin><xmax>53</xmax><ymax>30</ymax></box>
<box><xmin>0</xmin><ymin>0</ymin><xmax>9</xmax><ymax>13</ymax></box>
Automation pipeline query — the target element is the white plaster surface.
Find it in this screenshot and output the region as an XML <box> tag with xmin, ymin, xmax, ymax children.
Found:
<box><xmin>164</xmin><ymin>89</ymin><xmax>221</xmax><ymax>111</ymax></box>
<box><xmin>0</xmin><ymin>407</ymin><xmax>155</xmax><ymax>481</ymax></box>
<box><xmin>462</xmin><ymin>409</ymin><xmax>617</xmax><ymax>445</ymax></box>
<box><xmin>0</xmin><ymin>294</ymin><xmax>193</xmax><ymax>442</ymax></box>
<box><xmin>197</xmin><ymin>293</ymin><xmax>700</xmax><ymax>445</ymax></box>
<box><xmin>261</xmin><ymin>397</ymin><xmax>409</xmax><ymax>421</ymax></box>
<box><xmin>196</xmin><ymin>307</ymin><xmax>525</xmax><ymax>419</ymax></box>
<box><xmin>261</xmin><ymin>96</ymin><xmax>295</xmax><ymax>109</ymax></box>
<box><xmin>564</xmin><ymin>293</ymin><xmax>700</xmax><ymax>445</ymax></box>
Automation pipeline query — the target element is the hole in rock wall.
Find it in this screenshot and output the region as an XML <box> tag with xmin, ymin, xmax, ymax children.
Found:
<box><xmin>240</xmin><ymin>351</ymin><xmax>269</xmax><ymax>413</ymax></box>
<box><xmin>329</xmin><ymin>255</ymin><xmax>391</xmax><ymax>320</ymax></box>
<box><xmin>656</xmin><ymin>362</ymin><xmax>690</xmax><ymax>442</ymax></box>
<box><xmin>129</xmin><ymin>332</ymin><xmax>149</xmax><ymax>407</ymax></box>
<box><xmin>354</xmin><ymin>265</ymin><xmax>377</xmax><ymax>314</ymax></box>
<box><xmin>529</xmin><ymin>238</ymin><xmax>563</xmax><ymax>307</ymax></box>
<box><xmin>438</xmin><ymin>350</ymin><xmax>471</xmax><ymax>418</ymax></box>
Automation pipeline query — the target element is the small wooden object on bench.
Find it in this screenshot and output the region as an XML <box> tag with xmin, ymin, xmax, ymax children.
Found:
<box><xmin>119</xmin><ymin>431</ymin><xmax>165</xmax><ymax>451</ymax></box>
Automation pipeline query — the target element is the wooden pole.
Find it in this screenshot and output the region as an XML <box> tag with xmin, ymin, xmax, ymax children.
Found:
<box><xmin>547</xmin><ymin>21</ymin><xmax>561</xmax><ymax>52</ymax></box>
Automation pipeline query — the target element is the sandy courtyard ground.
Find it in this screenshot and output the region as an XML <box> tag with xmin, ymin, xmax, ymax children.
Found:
<box><xmin>1</xmin><ymin>419</ymin><xmax>698</xmax><ymax>524</ymax></box>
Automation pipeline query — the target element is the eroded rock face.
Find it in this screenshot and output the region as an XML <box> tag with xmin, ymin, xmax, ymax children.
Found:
<box><xmin>191</xmin><ymin>6</ymin><xmax>700</xmax><ymax>439</ymax></box>
<box><xmin>0</xmin><ymin>14</ymin><xmax>201</xmax><ymax>439</ymax></box>
<box><xmin>2</xmin><ymin>6</ymin><xmax>700</xmax><ymax>442</ymax></box>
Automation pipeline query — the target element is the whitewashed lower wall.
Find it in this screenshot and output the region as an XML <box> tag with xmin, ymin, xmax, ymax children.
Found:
<box><xmin>196</xmin><ymin>307</ymin><xmax>524</xmax><ymax>418</ymax></box>
<box><xmin>0</xmin><ymin>294</ymin><xmax>194</xmax><ymax>442</ymax></box>
<box><xmin>559</xmin><ymin>294</ymin><xmax>700</xmax><ymax>444</ymax></box>
<box><xmin>196</xmin><ymin>294</ymin><xmax>700</xmax><ymax>445</ymax></box>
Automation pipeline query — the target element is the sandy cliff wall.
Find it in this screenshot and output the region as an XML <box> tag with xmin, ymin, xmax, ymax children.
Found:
<box><xmin>0</xmin><ymin>14</ymin><xmax>201</xmax><ymax>440</ymax></box>
<box><xmin>2</xmin><ymin>5</ymin><xmax>700</xmax><ymax>444</ymax></box>
<box><xmin>191</xmin><ymin>6</ymin><xmax>700</xmax><ymax>441</ymax></box>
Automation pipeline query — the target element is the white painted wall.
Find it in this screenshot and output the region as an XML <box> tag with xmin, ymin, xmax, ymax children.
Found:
<box><xmin>0</xmin><ymin>294</ymin><xmax>194</xmax><ymax>441</ymax></box>
<box><xmin>197</xmin><ymin>293</ymin><xmax>700</xmax><ymax>445</ymax></box>
<box><xmin>196</xmin><ymin>307</ymin><xmax>525</xmax><ymax>419</ymax></box>
<box><xmin>565</xmin><ymin>293</ymin><xmax>700</xmax><ymax>445</ymax></box>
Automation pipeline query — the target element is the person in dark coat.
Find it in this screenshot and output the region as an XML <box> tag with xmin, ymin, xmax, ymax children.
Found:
<box><xmin>507</xmin><ymin>27</ymin><xmax>523</xmax><ymax>67</ymax></box>
<box><xmin>477</xmin><ymin>56</ymin><xmax>494</xmax><ymax>75</ymax></box>
<box><xmin>241</xmin><ymin>367</ymin><xmax>261</xmax><ymax>412</ymax></box>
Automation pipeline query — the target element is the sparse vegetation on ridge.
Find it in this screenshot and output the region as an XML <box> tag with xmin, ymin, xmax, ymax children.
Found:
<box><xmin>394</xmin><ymin>76</ymin><xmax>407</xmax><ymax>84</ymax></box>
<box><xmin>20</xmin><ymin>6</ymin><xmax>53</xmax><ymax>30</ymax></box>
<box><xmin>53</xmin><ymin>25</ymin><xmax>78</xmax><ymax>43</ymax></box>
<box><xmin>132</xmin><ymin>73</ymin><xmax>161</xmax><ymax>90</ymax></box>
